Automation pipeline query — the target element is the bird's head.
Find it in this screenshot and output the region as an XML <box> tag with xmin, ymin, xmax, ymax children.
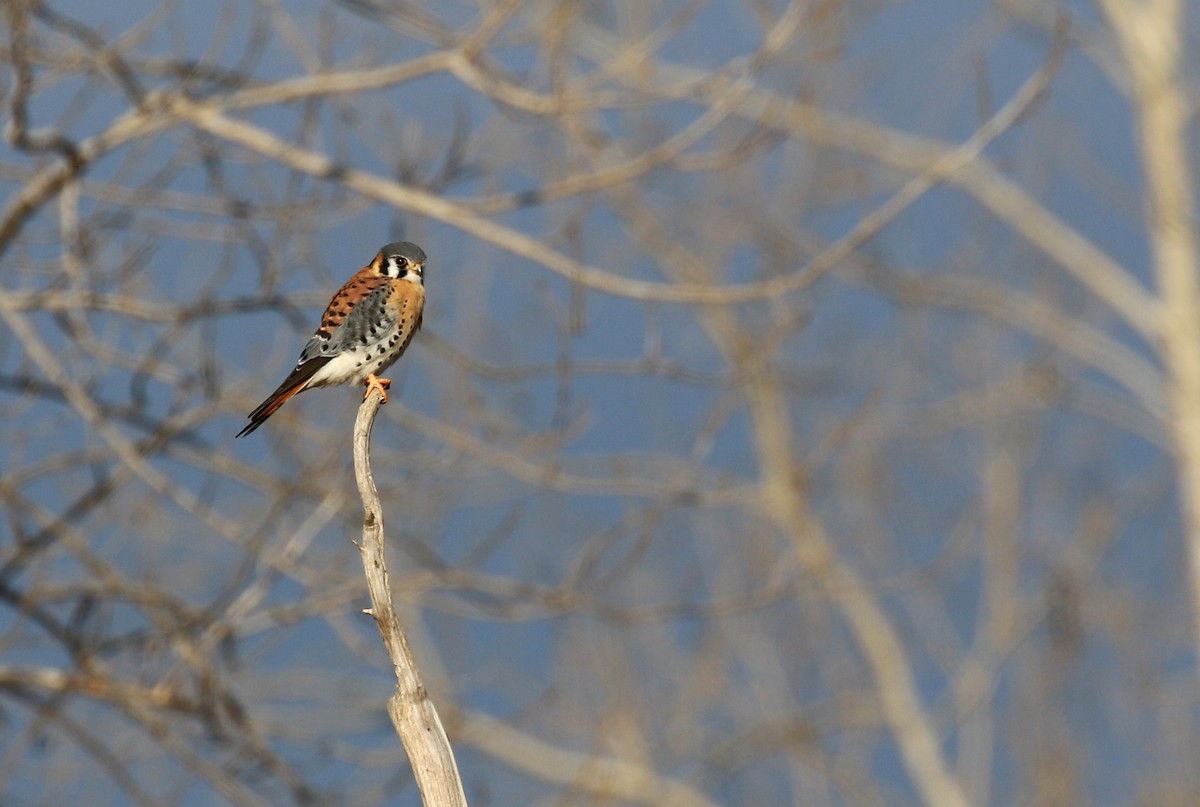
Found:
<box><xmin>377</xmin><ymin>241</ymin><xmax>427</xmax><ymax>284</ymax></box>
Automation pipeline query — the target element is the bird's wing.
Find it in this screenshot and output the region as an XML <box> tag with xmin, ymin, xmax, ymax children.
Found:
<box><xmin>236</xmin><ymin>271</ymin><xmax>391</xmax><ymax>437</ymax></box>
<box><xmin>300</xmin><ymin>278</ymin><xmax>395</xmax><ymax>361</ymax></box>
<box><xmin>237</xmin><ymin>355</ymin><xmax>333</xmax><ymax>437</ymax></box>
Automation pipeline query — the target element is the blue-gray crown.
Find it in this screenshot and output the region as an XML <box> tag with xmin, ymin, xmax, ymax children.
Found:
<box><xmin>381</xmin><ymin>241</ymin><xmax>427</xmax><ymax>265</ymax></box>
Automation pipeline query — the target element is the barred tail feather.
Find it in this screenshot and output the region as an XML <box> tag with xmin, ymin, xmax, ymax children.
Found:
<box><xmin>236</xmin><ymin>357</ymin><xmax>331</xmax><ymax>437</ymax></box>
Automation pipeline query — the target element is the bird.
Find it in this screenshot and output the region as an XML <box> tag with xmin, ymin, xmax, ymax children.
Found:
<box><xmin>236</xmin><ymin>240</ymin><xmax>426</xmax><ymax>437</ymax></box>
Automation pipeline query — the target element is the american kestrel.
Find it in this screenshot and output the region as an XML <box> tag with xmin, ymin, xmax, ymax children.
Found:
<box><xmin>236</xmin><ymin>241</ymin><xmax>426</xmax><ymax>437</ymax></box>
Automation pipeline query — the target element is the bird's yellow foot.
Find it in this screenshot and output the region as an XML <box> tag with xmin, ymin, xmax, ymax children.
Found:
<box><xmin>365</xmin><ymin>374</ymin><xmax>392</xmax><ymax>404</ymax></box>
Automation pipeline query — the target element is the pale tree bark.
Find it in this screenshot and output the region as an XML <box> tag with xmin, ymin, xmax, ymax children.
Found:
<box><xmin>1098</xmin><ymin>0</ymin><xmax>1200</xmax><ymax>669</ymax></box>
<box><xmin>353</xmin><ymin>388</ymin><xmax>468</xmax><ymax>807</ymax></box>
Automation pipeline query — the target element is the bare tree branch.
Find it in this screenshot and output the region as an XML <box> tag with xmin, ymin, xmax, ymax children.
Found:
<box><xmin>353</xmin><ymin>388</ymin><xmax>468</xmax><ymax>807</ymax></box>
<box><xmin>1097</xmin><ymin>0</ymin><xmax>1200</xmax><ymax>672</ymax></box>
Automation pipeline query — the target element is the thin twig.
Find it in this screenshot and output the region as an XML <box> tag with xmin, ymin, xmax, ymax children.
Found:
<box><xmin>352</xmin><ymin>388</ymin><xmax>468</xmax><ymax>807</ymax></box>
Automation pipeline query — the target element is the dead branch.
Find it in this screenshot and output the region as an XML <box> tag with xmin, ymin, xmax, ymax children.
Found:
<box><xmin>352</xmin><ymin>387</ymin><xmax>468</xmax><ymax>807</ymax></box>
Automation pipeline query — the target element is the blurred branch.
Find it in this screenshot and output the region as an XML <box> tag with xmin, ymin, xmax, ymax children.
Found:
<box><xmin>573</xmin><ymin>18</ymin><xmax>1162</xmax><ymax>340</ymax></box>
<box><xmin>157</xmin><ymin>94</ymin><xmax>871</xmax><ymax>306</ymax></box>
<box><xmin>1</xmin><ymin>1</ymin><xmax>1186</xmax><ymax>803</ymax></box>
<box><xmin>0</xmin><ymin>92</ymin><xmax>174</xmax><ymax>261</ymax></box>
<box><xmin>0</xmin><ymin>291</ymin><xmax>248</xmax><ymax>545</ymax></box>
<box><xmin>1096</xmin><ymin>0</ymin><xmax>1200</xmax><ymax>675</ymax></box>
<box><xmin>4</xmin><ymin>1</ymin><xmax>80</xmax><ymax>163</ymax></box>
<box><xmin>749</xmin><ymin>375</ymin><xmax>974</xmax><ymax>807</ymax></box>
<box><xmin>862</xmin><ymin>267</ymin><xmax>1169</xmax><ymax>420</ymax></box>
<box><xmin>605</xmin><ymin>182</ymin><xmax>974</xmax><ymax>807</ymax></box>
<box><xmin>457</xmin><ymin>710</ymin><xmax>722</xmax><ymax>807</ymax></box>
<box><xmin>353</xmin><ymin>388</ymin><xmax>468</xmax><ymax>807</ymax></box>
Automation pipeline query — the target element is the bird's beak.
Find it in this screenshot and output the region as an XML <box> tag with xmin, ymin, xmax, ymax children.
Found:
<box><xmin>412</xmin><ymin>262</ymin><xmax>425</xmax><ymax>277</ymax></box>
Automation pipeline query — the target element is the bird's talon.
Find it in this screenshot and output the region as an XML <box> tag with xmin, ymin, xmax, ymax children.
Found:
<box><xmin>365</xmin><ymin>374</ymin><xmax>391</xmax><ymax>404</ymax></box>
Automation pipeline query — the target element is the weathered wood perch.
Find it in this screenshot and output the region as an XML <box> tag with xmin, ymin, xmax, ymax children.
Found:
<box><xmin>353</xmin><ymin>388</ymin><xmax>468</xmax><ymax>807</ymax></box>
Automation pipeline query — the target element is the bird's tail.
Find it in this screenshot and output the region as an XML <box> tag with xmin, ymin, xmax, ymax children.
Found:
<box><xmin>236</xmin><ymin>358</ymin><xmax>330</xmax><ymax>437</ymax></box>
